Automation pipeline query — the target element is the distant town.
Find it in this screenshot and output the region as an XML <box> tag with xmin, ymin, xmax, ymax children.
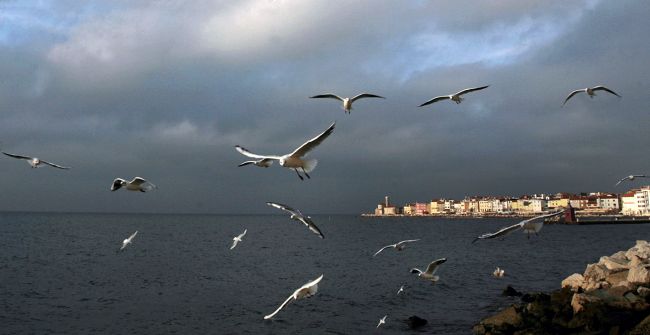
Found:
<box><xmin>365</xmin><ymin>186</ymin><xmax>650</xmax><ymax>217</ymax></box>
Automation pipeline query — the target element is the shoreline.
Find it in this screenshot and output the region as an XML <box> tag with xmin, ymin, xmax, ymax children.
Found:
<box><xmin>360</xmin><ymin>213</ymin><xmax>650</xmax><ymax>224</ymax></box>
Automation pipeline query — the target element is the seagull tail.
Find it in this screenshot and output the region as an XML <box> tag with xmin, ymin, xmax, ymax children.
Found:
<box><xmin>302</xmin><ymin>159</ymin><xmax>318</xmax><ymax>173</ymax></box>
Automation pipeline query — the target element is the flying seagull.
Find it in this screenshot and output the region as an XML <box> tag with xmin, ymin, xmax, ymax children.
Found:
<box><xmin>563</xmin><ymin>85</ymin><xmax>621</xmax><ymax>106</ymax></box>
<box><xmin>419</xmin><ymin>85</ymin><xmax>489</xmax><ymax>107</ymax></box>
<box><xmin>235</xmin><ymin>122</ymin><xmax>335</xmax><ymax>180</ymax></box>
<box><xmin>615</xmin><ymin>174</ymin><xmax>647</xmax><ymax>186</ymax></box>
<box><xmin>410</xmin><ymin>258</ymin><xmax>447</xmax><ymax>283</ymax></box>
<box><xmin>111</xmin><ymin>177</ymin><xmax>157</xmax><ymax>192</ymax></box>
<box><xmin>377</xmin><ymin>315</ymin><xmax>387</xmax><ymax>328</ymax></box>
<box><xmin>264</xmin><ymin>274</ymin><xmax>324</xmax><ymax>320</ymax></box>
<box><xmin>2</xmin><ymin>151</ymin><xmax>70</xmax><ymax>169</ymax></box>
<box><xmin>493</xmin><ymin>267</ymin><xmax>505</xmax><ymax>278</ymax></box>
<box><xmin>230</xmin><ymin>229</ymin><xmax>247</xmax><ymax>250</ymax></box>
<box><xmin>120</xmin><ymin>231</ymin><xmax>138</xmax><ymax>251</ymax></box>
<box><xmin>373</xmin><ymin>239</ymin><xmax>420</xmax><ymax>257</ymax></box>
<box><xmin>266</xmin><ymin>202</ymin><xmax>324</xmax><ymax>238</ymax></box>
<box><xmin>397</xmin><ymin>285</ymin><xmax>405</xmax><ymax>295</ymax></box>
<box><xmin>309</xmin><ymin>93</ymin><xmax>384</xmax><ymax>114</ymax></box>
<box><xmin>472</xmin><ymin>211</ymin><xmax>564</xmax><ymax>243</ymax></box>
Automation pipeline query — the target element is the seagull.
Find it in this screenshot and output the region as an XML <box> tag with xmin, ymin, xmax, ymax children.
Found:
<box><xmin>230</xmin><ymin>229</ymin><xmax>247</xmax><ymax>250</ymax></box>
<box><xmin>2</xmin><ymin>151</ymin><xmax>70</xmax><ymax>169</ymax></box>
<box><xmin>418</xmin><ymin>86</ymin><xmax>489</xmax><ymax>107</ymax></box>
<box><xmin>264</xmin><ymin>274</ymin><xmax>323</xmax><ymax>320</ymax></box>
<box><xmin>373</xmin><ymin>239</ymin><xmax>420</xmax><ymax>257</ymax></box>
<box><xmin>472</xmin><ymin>211</ymin><xmax>564</xmax><ymax>243</ymax></box>
<box><xmin>397</xmin><ymin>285</ymin><xmax>405</xmax><ymax>295</ymax></box>
<box><xmin>235</xmin><ymin>122</ymin><xmax>335</xmax><ymax>180</ymax></box>
<box><xmin>309</xmin><ymin>93</ymin><xmax>385</xmax><ymax>114</ymax></box>
<box><xmin>410</xmin><ymin>258</ymin><xmax>447</xmax><ymax>283</ymax></box>
<box><xmin>120</xmin><ymin>231</ymin><xmax>138</xmax><ymax>251</ymax></box>
<box><xmin>615</xmin><ymin>174</ymin><xmax>647</xmax><ymax>186</ymax></box>
<box><xmin>111</xmin><ymin>177</ymin><xmax>156</xmax><ymax>192</ymax></box>
<box><xmin>377</xmin><ymin>315</ymin><xmax>387</xmax><ymax>328</ymax></box>
<box><xmin>563</xmin><ymin>85</ymin><xmax>621</xmax><ymax>106</ymax></box>
<box><xmin>493</xmin><ymin>267</ymin><xmax>505</xmax><ymax>278</ymax></box>
<box><xmin>266</xmin><ymin>202</ymin><xmax>324</xmax><ymax>238</ymax></box>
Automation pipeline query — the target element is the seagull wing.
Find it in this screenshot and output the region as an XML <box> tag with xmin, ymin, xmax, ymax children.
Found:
<box><xmin>2</xmin><ymin>152</ymin><xmax>32</xmax><ymax>160</ymax></box>
<box><xmin>40</xmin><ymin>160</ymin><xmax>71</xmax><ymax>169</ymax></box>
<box><xmin>239</xmin><ymin>229</ymin><xmax>247</xmax><ymax>238</ymax></box>
<box><xmin>264</xmin><ymin>293</ymin><xmax>295</xmax><ymax>320</ymax></box>
<box><xmin>298</xmin><ymin>216</ymin><xmax>325</xmax><ymax>239</ymax></box>
<box><xmin>288</xmin><ymin>122</ymin><xmax>335</xmax><ymax>158</ymax></box>
<box><xmin>456</xmin><ymin>85</ymin><xmax>489</xmax><ymax>96</ymax></box>
<box><xmin>350</xmin><ymin>93</ymin><xmax>385</xmax><ymax>102</ymax></box>
<box><xmin>234</xmin><ymin>146</ymin><xmax>282</xmax><ymax>160</ymax></box>
<box><xmin>129</xmin><ymin>231</ymin><xmax>138</xmax><ymax>241</ymax></box>
<box><xmin>230</xmin><ymin>239</ymin><xmax>239</xmax><ymax>250</ymax></box>
<box><xmin>309</xmin><ymin>94</ymin><xmax>344</xmax><ymax>102</ymax></box>
<box><xmin>395</xmin><ymin>239</ymin><xmax>420</xmax><ymax>247</ymax></box>
<box><xmin>615</xmin><ymin>177</ymin><xmax>628</xmax><ymax>186</ymax></box>
<box><xmin>632</xmin><ymin>174</ymin><xmax>647</xmax><ymax>178</ymax></box>
<box><xmin>563</xmin><ymin>89</ymin><xmax>584</xmax><ymax>106</ymax></box>
<box><xmin>418</xmin><ymin>96</ymin><xmax>449</xmax><ymax>107</ymax></box>
<box><xmin>424</xmin><ymin>258</ymin><xmax>447</xmax><ymax>274</ymax></box>
<box><xmin>373</xmin><ymin>244</ymin><xmax>394</xmax><ymax>257</ymax></box>
<box><xmin>592</xmin><ymin>86</ymin><xmax>621</xmax><ymax>97</ymax></box>
<box><xmin>130</xmin><ymin>177</ymin><xmax>148</xmax><ymax>185</ymax></box>
<box><xmin>266</xmin><ymin>202</ymin><xmax>299</xmax><ymax>216</ymax></box>
<box><xmin>472</xmin><ymin>222</ymin><xmax>523</xmax><ymax>243</ymax></box>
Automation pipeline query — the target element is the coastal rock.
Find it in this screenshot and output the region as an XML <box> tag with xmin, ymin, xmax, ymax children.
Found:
<box><xmin>611</xmin><ymin>250</ymin><xmax>628</xmax><ymax>261</ymax></box>
<box><xmin>479</xmin><ymin>306</ymin><xmax>522</xmax><ymax>331</ymax></box>
<box><xmin>627</xmin><ymin>265</ymin><xmax>650</xmax><ymax>284</ymax></box>
<box><xmin>502</xmin><ymin>285</ymin><xmax>523</xmax><ymax>297</ymax></box>
<box><xmin>561</xmin><ymin>273</ymin><xmax>584</xmax><ymax>291</ymax></box>
<box><xmin>406</xmin><ymin>315</ymin><xmax>427</xmax><ymax>329</ymax></box>
<box><xmin>605</xmin><ymin>269</ymin><xmax>630</xmax><ymax>286</ymax></box>
<box><xmin>475</xmin><ymin>241</ymin><xmax>650</xmax><ymax>335</ymax></box>
<box><xmin>629</xmin><ymin>254</ymin><xmax>646</xmax><ymax>267</ymax></box>
<box><xmin>571</xmin><ymin>293</ymin><xmax>602</xmax><ymax>314</ymax></box>
<box><xmin>599</xmin><ymin>256</ymin><xmax>629</xmax><ymax>271</ymax></box>
<box><xmin>625</xmin><ymin>240</ymin><xmax>650</xmax><ymax>261</ymax></box>
<box><xmin>630</xmin><ymin>314</ymin><xmax>650</xmax><ymax>335</ymax></box>
<box><xmin>583</xmin><ymin>263</ymin><xmax>609</xmax><ymax>283</ymax></box>
<box><xmin>637</xmin><ymin>286</ymin><xmax>650</xmax><ymax>298</ymax></box>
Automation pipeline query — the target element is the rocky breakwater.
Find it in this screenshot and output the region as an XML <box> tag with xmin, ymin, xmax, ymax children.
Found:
<box><xmin>473</xmin><ymin>240</ymin><xmax>650</xmax><ymax>335</ymax></box>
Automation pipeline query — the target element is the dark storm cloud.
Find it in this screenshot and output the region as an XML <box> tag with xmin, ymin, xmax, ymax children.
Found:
<box><xmin>0</xmin><ymin>0</ymin><xmax>648</xmax><ymax>213</ymax></box>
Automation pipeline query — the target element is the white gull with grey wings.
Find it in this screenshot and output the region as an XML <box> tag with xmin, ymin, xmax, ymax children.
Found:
<box><xmin>2</xmin><ymin>151</ymin><xmax>70</xmax><ymax>169</ymax></box>
<box><xmin>235</xmin><ymin>122</ymin><xmax>335</xmax><ymax>180</ymax></box>
<box><xmin>266</xmin><ymin>202</ymin><xmax>324</xmax><ymax>239</ymax></box>
<box><xmin>472</xmin><ymin>211</ymin><xmax>564</xmax><ymax>243</ymax></box>
<box><xmin>264</xmin><ymin>274</ymin><xmax>323</xmax><ymax>320</ymax></box>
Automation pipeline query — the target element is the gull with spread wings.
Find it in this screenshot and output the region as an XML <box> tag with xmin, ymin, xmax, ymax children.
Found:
<box><xmin>230</xmin><ymin>229</ymin><xmax>247</xmax><ymax>250</ymax></box>
<box><xmin>264</xmin><ymin>274</ymin><xmax>323</xmax><ymax>320</ymax></box>
<box><xmin>373</xmin><ymin>239</ymin><xmax>420</xmax><ymax>257</ymax></box>
<box><xmin>563</xmin><ymin>85</ymin><xmax>621</xmax><ymax>106</ymax></box>
<box><xmin>2</xmin><ymin>151</ymin><xmax>70</xmax><ymax>169</ymax></box>
<box><xmin>235</xmin><ymin>122</ymin><xmax>335</xmax><ymax>180</ymax></box>
<box><xmin>266</xmin><ymin>202</ymin><xmax>324</xmax><ymax>239</ymax></box>
<box><xmin>120</xmin><ymin>231</ymin><xmax>138</xmax><ymax>251</ymax></box>
<box><xmin>472</xmin><ymin>211</ymin><xmax>564</xmax><ymax>243</ymax></box>
<box><xmin>111</xmin><ymin>177</ymin><xmax>157</xmax><ymax>192</ymax></box>
<box><xmin>419</xmin><ymin>85</ymin><xmax>489</xmax><ymax>107</ymax></box>
<box><xmin>309</xmin><ymin>93</ymin><xmax>384</xmax><ymax>114</ymax></box>
<box><xmin>615</xmin><ymin>174</ymin><xmax>647</xmax><ymax>186</ymax></box>
<box><xmin>410</xmin><ymin>258</ymin><xmax>447</xmax><ymax>283</ymax></box>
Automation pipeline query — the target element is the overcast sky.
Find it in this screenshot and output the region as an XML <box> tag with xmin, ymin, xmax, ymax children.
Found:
<box><xmin>0</xmin><ymin>0</ymin><xmax>648</xmax><ymax>214</ymax></box>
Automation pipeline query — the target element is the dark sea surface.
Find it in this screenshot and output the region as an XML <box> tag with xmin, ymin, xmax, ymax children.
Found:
<box><xmin>1</xmin><ymin>212</ymin><xmax>648</xmax><ymax>334</ymax></box>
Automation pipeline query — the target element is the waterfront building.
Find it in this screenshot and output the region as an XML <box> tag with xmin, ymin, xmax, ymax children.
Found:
<box><xmin>414</xmin><ymin>202</ymin><xmax>429</xmax><ymax>215</ymax></box>
<box><xmin>430</xmin><ymin>199</ymin><xmax>445</xmax><ymax>214</ymax></box>
<box><xmin>403</xmin><ymin>203</ymin><xmax>414</xmax><ymax>215</ymax></box>
<box><xmin>621</xmin><ymin>187</ymin><xmax>650</xmax><ymax>215</ymax></box>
